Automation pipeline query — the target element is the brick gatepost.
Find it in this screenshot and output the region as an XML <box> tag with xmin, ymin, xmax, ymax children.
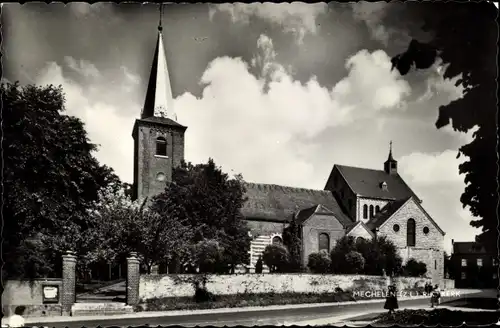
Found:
<box><xmin>61</xmin><ymin>250</ymin><xmax>77</xmax><ymax>315</ymax></box>
<box><xmin>127</xmin><ymin>252</ymin><xmax>140</xmax><ymax>306</ymax></box>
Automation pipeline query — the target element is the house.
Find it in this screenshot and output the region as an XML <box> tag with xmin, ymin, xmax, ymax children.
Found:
<box><xmin>450</xmin><ymin>240</ymin><xmax>498</xmax><ymax>288</ymax></box>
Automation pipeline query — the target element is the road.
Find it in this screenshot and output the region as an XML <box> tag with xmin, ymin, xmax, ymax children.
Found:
<box><xmin>27</xmin><ymin>291</ymin><xmax>484</xmax><ymax>328</ymax></box>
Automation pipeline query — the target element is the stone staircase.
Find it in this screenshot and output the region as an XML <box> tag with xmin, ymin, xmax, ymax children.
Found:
<box><xmin>71</xmin><ymin>302</ymin><xmax>134</xmax><ymax>316</ymax></box>
<box><xmin>248</xmin><ymin>235</ymin><xmax>273</xmax><ymax>272</ymax></box>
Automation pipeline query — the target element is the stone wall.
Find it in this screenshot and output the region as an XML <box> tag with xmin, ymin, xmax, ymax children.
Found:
<box><xmin>357</xmin><ymin>197</ymin><xmax>389</xmax><ymax>224</ymax></box>
<box><xmin>2</xmin><ymin>279</ymin><xmax>63</xmax><ymax>317</ymax></box>
<box><xmin>302</xmin><ymin>214</ymin><xmax>345</xmax><ymax>266</ymax></box>
<box><xmin>346</xmin><ymin>223</ymin><xmax>374</xmax><ymax>240</ymax></box>
<box><xmin>246</xmin><ymin>220</ymin><xmax>288</xmax><ymax>237</ymax></box>
<box><xmin>139</xmin><ymin>273</ymin><xmax>430</xmax><ymax>301</ymax></box>
<box><xmin>377</xmin><ymin>198</ymin><xmax>445</xmax><ymax>285</ymax></box>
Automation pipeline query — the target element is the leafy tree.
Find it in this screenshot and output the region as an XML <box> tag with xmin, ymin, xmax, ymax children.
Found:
<box><xmin>345</xmin><ymin>251</ymin><xmax>365</xmax><ymax>274</ymax></box>
<box><xmin>152</xmin><ymin>159</ymin><xmax>251</xmax><ymax>272</ymax></box>
<box><xmin>403</xmin><ymin>259</ymin><xmax>427</xmax><ymax>277</ymax></box>
<box><xmin>193</xmin><ymin>239</ymin><xmax>224</xmax><ymax>274</ymax></box>
<box><xmin>282</xmin><ymin>215</ymin><xmax>303</xmax><ymax>272</ymax></box>
<box><xmin>391</xmin><ymin>2</ymin><xmax>498</xmax><ymax>253</ymax></box>
<box><xmin>2</xmin><ymin>82</ymin><xmax>119</xmax><ymax>281</ymax></box>
<box><xmin>308</xmin><ymin>251</ymin><xmax>332</xmax><ymax>273</ymax></box>
<box><xmin>262</xmin><ymin>244</ymin><xmax>290</xmax><ymax>273</ymax></box>
<box><xmin>330</xmin><ymin>236</ymin><xmax>357</xmax><ymax>273</ymax></box>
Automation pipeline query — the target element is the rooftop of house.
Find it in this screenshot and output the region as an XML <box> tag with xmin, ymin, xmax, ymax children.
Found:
<box><xmin>452</xmin><ymin>241</ymin><xmax>492</xmax><ymax>255</ymax></box>
<box><xmin>331</xmin><ymin>164</ymin><xmax>421</xmax><ymax>201</ymax></box>
<box><xmin>241</xmin><ymin>182</ymin><xmax>353</xmax><ymax>225</ymax></box>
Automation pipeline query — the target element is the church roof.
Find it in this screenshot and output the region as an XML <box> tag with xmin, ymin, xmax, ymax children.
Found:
<box><xmin>333</xmin><ymin>164</ymin><xmax>421</xmax><ymax>201</ymax></box>
<box><xmin>365</xmin><ymin>197</ymin><xmax>411</xmax><ymax>231</ymax></box>
<box><xmin>241</xmin><ymin>183</ymin><xmax>353</xmax><ymax>225</ymax></box>
<box><xmin>294</xmin><ymin>204</ymin><xmax>353</xmax><ymax>227</ymax></box>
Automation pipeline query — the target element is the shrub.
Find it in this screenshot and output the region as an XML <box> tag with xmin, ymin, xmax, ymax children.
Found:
<box><xmin>283</xmin><ymin>216</ymin><xmax>303</xmax><ymax>272</ymax></box>
<box><xmin>308</xmin><ymin>251</ymin><xmax>332</xmax><ymax>273</ymax></box>
<box><xmin>404</xmin><ymin>259</ymin><xmax>427</xmax><ymax>277</ymax></box>
<box><xmin>193</xmin><ymin>281</ymin><xmax>216</xmax><ymax>303</ymax></box>
<box><xmin>194</xmin><ymin>239</ymin><xmax>223</xmax><ymax>273</ymax></box>
<box><xmin>255</xmin><ymin>255</ymin><xmax>263</xmax><ymax>273</ymax></box>
<box><xmin>344</xmin><ymin>251</ymin><xmax>365</xmax><ymax>273</ymax></box>
<box><xmin>262</xmin><ymin>244</ymin><xmax>289</xmax><ymax>273</ymax></box>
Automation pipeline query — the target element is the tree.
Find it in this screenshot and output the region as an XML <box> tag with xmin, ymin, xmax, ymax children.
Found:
<box><xmin>262</xmin><ymin>244</ymin><xmax>290</xmax><ymax>273</ymax></box>
<box><xmin>193</xmin><ymin>239</ymin><xmax>224</xmax><ymax>274</ymax></box>
<box><xmin>403</xmin><ymin>259</ymin><xmax>427</xmax><ymax>277</ymax></box>
<box><xmin>308</xmin><ymin>251</ymin><xmax>332</xmax><ymax>273</ymax></box>
<box><xmin>345</xmin><ymin>251</ymin><xmax>365</xmax><ymax>274</ymax></box>
<box><xmin>2</xmin><ymin>82</ymin><xmax>120</xmax><ymax>281</ymax></box>
<box><xmin>330</xmin><ymin>236</ymin><xmax>357</xmax><ymax>273</ymax></box>
<box><xmin>282</xmin><ymin>215</ymin><xmax>303</xmax><ymax>272</ymax></box>
<box><xmin>391</xmin><ymin>3</ymin><xmax>498</xmax><ymax>253</ymax></box>
<box><xmin>152</xmin><ymin>159</ymin><xmax>251</xmax><ymax>272</ymax></box>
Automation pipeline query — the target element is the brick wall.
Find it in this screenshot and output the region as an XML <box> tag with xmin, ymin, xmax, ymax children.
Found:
<box><xmin>357</xmin><ymin>197</ymin><xmax>389</xmax><ymax>224</ymax></box>
<box><xmin>301</xmin><ymin>214</ymin><xmax>345</xmax><ymax>267</ymax></box>
<box><xmin>61</xmin><ymin>252</ymin><xmax>76</xmax><ymax>315</ymax></box>
<box><xmin>127</xmin><ymin>252</ymin><xmax>141</xmax><ymax>306</ymax></box>
<box><xmin>135</xmin><ymin>123</ymin><xmax>185</xmax><ymax>200</ymax></box>
<box><xmin>377</xmin><ymin>198</ymin><xmax>445</xmax><ymax>285</ymax></box>
<box><xmin>139</xmin><ymin>273</ymin><xmax>430</xmax><ymax>301</ymax></box>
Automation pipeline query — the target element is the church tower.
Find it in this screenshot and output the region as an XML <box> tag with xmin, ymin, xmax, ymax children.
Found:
<box><xmin>132</xmin><ymin>6</ymin><xmax>187</xmax><ymax>201</ymax></box>
<box><xmin>384</xmin><ymin>141</ymin><xmax>398</xmax><ymax>175</ymax></box>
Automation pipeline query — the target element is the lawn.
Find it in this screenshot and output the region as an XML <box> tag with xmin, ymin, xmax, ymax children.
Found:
<box><xmin>137</xmin><ymin>287</ymin><xmax>426</xmax><ymax>312</ymax></box>
<box><xmin>374</xmin><ymin>308</ymin><xmax>500</xmax><ymax>326</ymax></box>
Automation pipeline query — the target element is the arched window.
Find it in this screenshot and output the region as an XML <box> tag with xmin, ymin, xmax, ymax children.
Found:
<box><xmin>407</xmin><ymin>218</ymin><xmax>416</xmax><ymax>247</ymax></box>
<box><xmin>363</xmin><ymin>205</ymin><xmax>368</xmax><ymax>219</ymax></box>
<box><xmin>156</xmin><ymin>137</ymin><xmax>167</xmax><ymax>156</ymax></box>
<box><xmin>369</xmin><ymin>205</ymin><xmax>374</xmax><ymax>218</ymax></box>
<box><xmin>356</xmin><ymin>237</ymin><xmax>365</xmax><ymax>244</ymax></box>
<box><xmin>272</xmin><ymin>236</ymin><xmax>282</xmax><ymax>245</ymax></box>
<box><xmin>319</xmin><ymin>233</ymin><xmax>330</xmax><ymax>252</ymax></box>
<box><xmin>375</xmin><ymin>205</ymin><xmax>380</xmax><ymax>213</ymax></box>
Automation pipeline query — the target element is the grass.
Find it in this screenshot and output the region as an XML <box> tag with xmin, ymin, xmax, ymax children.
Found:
<box><xmin>136</xmin><ymin>287</ymin><xmax>426</xmax><ymax>312</ymax></box>
<box><xmin>375</xmin><ymin>308</ymin><xmax>500</xmax><ymax>326</ymax></box>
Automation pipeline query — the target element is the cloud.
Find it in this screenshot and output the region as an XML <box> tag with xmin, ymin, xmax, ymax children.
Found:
<box><xmin>34</xmin><ymin>60</ymin><xmax>140</xmax><ymax>181</ymax></box>
<box><xmin>64</xmin><ymin>56</ymin><xmax>101</xmax><ymax>79</ymax></box>
<box><xmin>209</xmin><ymin>3</ymin><xmax>328</xmax><ymax>44</ymax></box>
<box><xmin>175</xmin><ymin>35</ymin><xmax>411</xmax><ymax>187</ymax></box>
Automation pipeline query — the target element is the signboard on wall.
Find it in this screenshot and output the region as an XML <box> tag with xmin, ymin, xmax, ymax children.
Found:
<box><xmin>42</xmin><ymin>285</ymin><xmax>59</xmax><ymax>304</ymax></box>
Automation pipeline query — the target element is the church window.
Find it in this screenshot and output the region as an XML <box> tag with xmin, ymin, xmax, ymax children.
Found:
<box><xmin>406</xmin><ymin>219</ymin><xmax>416</xmax><ymax>246</ymax></box>
<box><xmin>423</xmin><ymin>226</ymin><xmax>429</xmax><ymax>235</ymax></box>
<box><xmin>156</xmin><ymin>137</ymin><xmax>167</xmax><ymax>156</ymax></box>
<box><xmin>272</xmin><ymin>236</ymin><xmax>283</xmax><ymax>245</ymax></box>
<box><xmin>461</xmin><ymin>259</ymin><xmax>467</xmax><ymax>267</ymax></box>
<box><xmin>156</xmin><ymin>172</ymin><xmax>166</xmax><ymax>181</ymax></box>
<box><xmin>363</xmin><ymin>205</ymin><xmax>368</xmax><ymax>219</ymax></box>
<box><xmin>375</xmin><ymin>205</ymin><xmax>380</xmax><ymax>213</ymax></box>
<box><xmin>381</xmin><ymin>181</ymin><xmax>388</xmax><ymax>191</ymax></box>
<box><xmin>435</xmin><ymin>260</ymin><xmax>437</xmax><ymax>270</ymax></box>
<box><xmin>369</xmin><ymin>205</ymin><xmax>374</xmax><ymax>218</ymax></box>
<box><xmin>393</xmin><ymin>224</ymin><xmax>400</xmax><ymax>232</ymax></box>
<box><xmin>318</xmin><ymin>233</ymin><xmax>330</xmax><ymax>252</ymax></box>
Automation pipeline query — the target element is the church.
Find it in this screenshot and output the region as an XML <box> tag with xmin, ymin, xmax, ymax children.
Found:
<box><xmin>131</xmin><ymin>20</ymin><xmax>446</xmax><ymax>285</ymax></box>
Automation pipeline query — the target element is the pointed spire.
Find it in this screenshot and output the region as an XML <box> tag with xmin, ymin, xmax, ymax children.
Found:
<box><xmin>387</xmin><ymin>140</ymin><xmax>394</xmax><ymax>161</ymax></box>
<box><xmin>141</xmin><ymin>4</ymin><xmax>176</xmax><ymax>121</ymax></box>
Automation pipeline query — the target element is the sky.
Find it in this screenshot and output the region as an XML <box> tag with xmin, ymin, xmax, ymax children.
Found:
<box><xmin>2</xmin><ymin>2</ymin><xmax>484</xmax><ymax>253</ymax></box>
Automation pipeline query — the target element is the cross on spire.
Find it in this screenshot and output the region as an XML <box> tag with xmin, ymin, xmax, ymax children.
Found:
<box><xmin>158</xmin><ymin>4</ymin><xmax>163</xmax><ymax>31</ymax></box>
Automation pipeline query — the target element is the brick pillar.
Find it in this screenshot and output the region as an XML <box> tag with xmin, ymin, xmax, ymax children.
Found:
<box><xmin>61</xmin><ymin>250</ymin><xmax>77</xmax><ymax>315</ymax></box>
<box><xmin>127</xmin><ymin>252</ymin><xmax>140</xmax><ymax>306</ymax></box>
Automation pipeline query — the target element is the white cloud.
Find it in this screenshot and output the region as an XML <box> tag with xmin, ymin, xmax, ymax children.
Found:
<box><xmin>209</xmin><ymin>3</ymin><xmax>328</xmax><ymax>44</ymax></box>
<box><xmin>64</xmin><ymin>56</ymin><xmax>101</xmax><ymax>79</ymax></box>
<box><xmin>175</xmin><ymin>35</ymin><xmax>411</xmax><ymax>187</ymax></box>
<box><xmin>35</xmin><ymin>60</ymin><xmax>139</xmax><ymax>181</ymax></box>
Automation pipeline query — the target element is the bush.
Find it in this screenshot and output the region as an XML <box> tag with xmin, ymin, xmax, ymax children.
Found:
<box><xmin>193</xmin><ymin>281</ymin><xmax>216</xmax><ymax>303</ymax></box>
<box><xmin>345</xmin><ymin>251</ymin><xmax>365</xmax><ymax>273</ymax></box>
<box><xmin>262</xmin><ymin>244</ymin><xmax>289</xmax><ymax>273</ymax></box>
<box><xmin>308</xmin><ymin>251</ymin><xmax>331</xmax><ymax>273</ymax></box>
<box><xmin>404</xmin><ymin>259</ymin><xmax>427</xmax><ymax>277</ymax></box>
<box><xmin>255</xmin><ymin>256</ymin><xmax>263</xmax><ymax>274</ymax></box>
<box><xmin>194</xmin><ymin>239</ymin><xmax>223</xmax><ymax>273</ymax></box>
